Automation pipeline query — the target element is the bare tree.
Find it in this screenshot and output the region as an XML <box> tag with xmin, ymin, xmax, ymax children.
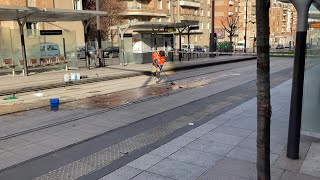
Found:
<box><xmin>221</xmin><ymin>15</ymin><xmax>239</xmax><ymax>52</ymax></box>
<box><xmin>100</xmin><ymin>0</ymin><xmax>125</xmax><ymax>45</ymax></box>
<box><xmin>256</xmin><ymin>0</ymin><xmax>271</xmax><ymax>179</ymax></box>
<box><xmin>82</xmin><ymin>0</ymin><xmax>125</xmax><ymax>43</ymax></box>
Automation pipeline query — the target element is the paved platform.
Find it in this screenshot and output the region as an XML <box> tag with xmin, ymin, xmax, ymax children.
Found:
<box><xmin>0</xmin><ymin>55</ymin><xmax>256</xmax><ymax>96</ymax></box>
<box><xmin>100</xmin><ymin>80</ymin><xmax>320</xmax><ymax>180</ymax></box>
<box><xmin>0</xmin><ymin>58</ymin><xmax>292</xmax><ymax>178</ymax></box>
<box><xmin>1</xmin><ymin>58</ymin><xmax>318</xmax><ymax>180</ymax></box>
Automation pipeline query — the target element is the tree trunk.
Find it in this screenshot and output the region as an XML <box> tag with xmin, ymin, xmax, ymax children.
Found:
<box><xmin>229</xmin><ymin>34</ymin><xmax>233</xmax><ymax>52</ymax></box>
<box><xmin>256</xmin><ymin>0</ymin><xmax>271</xmax><ymax>179</ymax></box>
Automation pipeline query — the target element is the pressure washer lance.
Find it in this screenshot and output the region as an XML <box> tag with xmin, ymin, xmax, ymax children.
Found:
<box><xmin>156</xmin><ymin>64</ymin><xmax>175</xmax><ymax>85</ymax></box>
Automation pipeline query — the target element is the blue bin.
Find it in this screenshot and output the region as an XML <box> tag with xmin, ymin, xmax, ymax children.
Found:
<box><xmin>49</xmin><ymin>98</ymin><xmax>59</xmax><ymax>110</ymax></box>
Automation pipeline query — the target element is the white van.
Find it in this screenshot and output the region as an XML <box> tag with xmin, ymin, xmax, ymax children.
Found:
<box><xmin>235</xmin><ymin>41</ymin><xmax>245</xmax><ymax>51</ymax></box>
<box><xmin>40</xmin><ymin>43</ymin><xmax>60</xmax><ymax>58</ymax></box>
<box><xmin>182</xmin><ymin>44</ymin><xmax>195</xmax><ymax>51</ymax></box>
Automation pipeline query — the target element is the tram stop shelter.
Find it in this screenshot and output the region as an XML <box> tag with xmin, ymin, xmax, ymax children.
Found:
<box><xmin>0</xmin><ymin>5</ymin><xmax>108</xmax><ymax>76</ymax></box>
<box><xmin>111</xmin><ymin>21</ymin><xmax>199</xmax><ymax>64</ymax></box>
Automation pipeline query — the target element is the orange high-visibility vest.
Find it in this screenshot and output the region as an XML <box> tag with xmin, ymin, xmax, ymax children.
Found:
<box><xmin>151</xmin><ymin>51</ymin><xmax>165</xmax><ymax>65</ymax></box>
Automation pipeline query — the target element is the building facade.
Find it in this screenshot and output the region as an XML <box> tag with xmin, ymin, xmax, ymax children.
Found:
<box><xmin>121</xmin><ymin>0</ymin><xmax>212</xmax><ymax>49</ymax></box>
<box><xmin>0</xmin><ymin>0</ymin><xmax>84</xmax><ymax>47</ymax></box>
<box><xmin>212</xmin><ymin>0</ymin><xmax>297</xmax><ymax>49</ymax></box>
<box><xmin>214</xmin><ymin>0</ymin><xmax>240</xmax><ymax>44</ymax></box>
<box><xmin>235</xmin><ymin>0</ymin><xmax>297</xmax><ymax>49</ymax></box>
<box><xmin>268</xmin><ymin>0</ymin><xmax>297</xmax><ymax>47</ymax></box>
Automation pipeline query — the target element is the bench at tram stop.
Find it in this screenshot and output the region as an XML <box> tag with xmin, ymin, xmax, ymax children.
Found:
<box><xmin>1</xmin><ymin>59</ymin><xmax>16</xmax><ymax>75</ymax></box>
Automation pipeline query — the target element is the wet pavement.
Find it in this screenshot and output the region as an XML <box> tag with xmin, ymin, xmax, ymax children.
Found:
<box><xmin>0</xmin><ymin>59</ymin><xmax>294</xmax><ymax>140</ymax></box>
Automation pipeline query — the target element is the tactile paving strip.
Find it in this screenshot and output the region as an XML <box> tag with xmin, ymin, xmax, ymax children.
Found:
<box><xmin>34</xmin><ymin>94</ymin><xmax>244</xmax><ymax>180</ymax></box>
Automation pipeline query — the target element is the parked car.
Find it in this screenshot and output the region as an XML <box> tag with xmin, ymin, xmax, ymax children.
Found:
<box><xmin>193</xmin><ymin>45</ymin><xmax>205</xmax><ymax>52</ymax></box>
<box><xmin>102</xmin><ymin>47</ymin><xmax>119</xmax><ymax>58</ymax></box>
<box><xmin>276</xmin><ymin>44</ymin><xmax>284</xmax><ymax>49</ymax></box>
<box><xmin>202</xmin><ymin>45</ymin><xmax>209</xmax><ymax>52</ymax></box>
<box><xmin>182</xmin><ymin>44</ymin><xmax>195</xmax><ymax>51</ymax></box>
<box><xmin>40</xmin><ymin>43</ymin><xmax>60</xmax><ymax>58</ymax></box>
<box><xmin>235</xmin><ymin>41</ymin><xmax>245</xmax><ymax>51</ymax></box>
<box><xmin>77</xmin><ymin>46</ymin><xmax>96</xmax><ymax>59</ymax></box>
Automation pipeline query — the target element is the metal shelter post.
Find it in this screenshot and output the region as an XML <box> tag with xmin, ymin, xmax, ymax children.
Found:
<box><xmin>83</xmin><ymin>20</ymin><xmax>91</xmax><ymax>69</ymax></box>
<box><xmin>178</xmin><ymin>30</ymin><xmax>182</xmax><ymax>61</ymax></box>
<box><xmin>187</xmin><ymin>25</ymin><xmax>191</xmax><ymax>60</ymax></box>
<box><xmin>286</xmin><ymin>0</ymin><xmax>313</xmax><ymax>160</ymax></box>
<box><xmin>17</xmin><ymin>17</ymin><xmax>28</xmax><ymax>76</ymax></box>
<box><xmin>244</xmin><ymin>0</ymin><xmax>248</xmax><ymax>53</ymax></box>
<box><xmin>209</xmin><ymin>0</ymin><xmax>216</xmax><ymax>58</ymax></box>
<box><xmin>118</xmin><ymin>26</ymin><xmax>129</xmax><ymax>66</ymax></box>
<box><xmin>96</xmin><ymin>0</ymin><xmax>103</xmax><ymax>67</ymax></box>
<box><xmin>176</xmin><ymin>26</ymin><xmax>187</xmax><ymax>61</ymax></box>
<box><xmin>152</xmin><ymin>27</ymin><xmax>161</xmax><ymax>51</ymax></box>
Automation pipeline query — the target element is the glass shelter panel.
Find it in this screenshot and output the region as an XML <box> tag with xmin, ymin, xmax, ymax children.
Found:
<box><xmin>301</xmin><ymin>8</ymin><xmax>320</xmax><ymax>135</ymax></box>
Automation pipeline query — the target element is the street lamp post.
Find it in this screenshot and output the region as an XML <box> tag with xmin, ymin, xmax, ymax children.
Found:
<box><xmin>287</xmin><ymin>0</ymin><xmax>313</xmax><ymax>160</ymax></box>
<box><xmin>96</xmin><ymin>0</ymin><xmax>103</xmax><ymax>67</ymax></box>
<box><xmin>244</xmin><ymin>0</ymin><xmax>248</xmax><ymax>53</ymax></box>
<box><xmin>209</xmin><ymin>0</ymin><xmax>216</xmax><ymax>57</ymax></box>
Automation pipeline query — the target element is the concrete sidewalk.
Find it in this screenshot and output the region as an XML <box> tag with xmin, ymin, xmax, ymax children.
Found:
<box><xmin>100</xmin><ymin>80</ymin><xmax>320</xmax><ymax>180</ymax></box>
<box><xmin>0</xmin><ymin>55</ymin><xmax>256</xmax><ymax>96</ymax></box>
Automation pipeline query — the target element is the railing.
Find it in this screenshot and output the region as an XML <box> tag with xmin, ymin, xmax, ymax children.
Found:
<box><xmin>127</xmin><ymin>4</ymin><xmax>149</xmax><ymax>10</ymax></box>
<box><xmin>171</xmin><ymin>50</ymin><xmax>256</xmax><ymax>61</ymax></box>
<box><xmin>180</xmin><ymin>0</ymin><xmax>200</xmax><ymax>3</ymax></box>
<box><xmin>180</xmin><ymin>15</ymin><xmax>200</xmax><ymax>21</ymax></box>
<box><xmin>179</xmin><ymin>0</ymin><xmax>201</xmax><ymax>8</ymax></box>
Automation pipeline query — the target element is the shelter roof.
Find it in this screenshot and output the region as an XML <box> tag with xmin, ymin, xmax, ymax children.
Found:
<box><xmin>0</xmin><ymin>5</ymin><xmax>108</xmax><ymax>22</ymax></box>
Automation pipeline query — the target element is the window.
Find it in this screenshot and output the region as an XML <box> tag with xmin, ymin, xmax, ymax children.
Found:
<box><xmin>201</xmin><ymin>22</ymin><xmax>204</xmax><ymax>29</ymax></box>
<box><xmin>201</xmin><ymin>9</ymin><xmax>203</xmax><ymax>16</ymax></box>
<box><xmin>207</xmin><ymin>22</ymin><xmax>210</xmax><ymax>29</ymax></box>
<box><xmin>207</xmin><ymin>0</ymin><xmax>210</xmax><ymax>4</ymax></box>
<box><xmin>26</xmin><ymin>22</ymin><xmax>37</xmax><ymax>36</ymax></box>
<box><xmin>207</xmin><ymin>10</ymin><xmax>210</xmax><ymax>16</ymax></box>
<box><xmin>157</xmin><ymin>0</ymin><xmax>162</xmax><ymax>9</ymax></box>
<box><xmin>26</xmin><ymin>22</ymin><xmax>32</xmax><ymax>29</ymax></box>
<box><xmin>73</xmin><ymin>0</ymin><xmax>82</xmax><ymax>10</ymax></box>
<box><xmin>195</xmin><ymin>35</ymin><xmax>198</xmax><ymax>42</ymax></box>
<box><xmin>27</xmin><ymin>0</ymin><xmax>35</xmax><ymax>6</ymax></box>
<box><xmin>194</xmin><ymin>9</ymin><xmax>197</xmax><ymax>15</ymax></box>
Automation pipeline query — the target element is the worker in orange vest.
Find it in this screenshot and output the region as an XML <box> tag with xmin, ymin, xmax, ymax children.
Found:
<box><xmin>151</xmin><ymin>50</ymin><xmax>166</xmax><ymax>83</ymax></box>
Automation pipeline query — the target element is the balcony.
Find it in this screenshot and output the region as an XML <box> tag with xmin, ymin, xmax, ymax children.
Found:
<box><xmin>124</xmin><ymin>4</ymin><xmax>167</xmax><ymax>17</ymax></box>
<box><xmin>180</xmin><ymin>0</ymin><xmax>200</xmax><ymax>8</ymax></box>
<box><xmin>277</xmin><ymin>0</ymin><xmax>289</xmax><ymax>2</ymax></box>
<box><xmin>229</xmin><ymin>0</ymin><xmax>234</xmax><ymax>6</ymax></box>
<box><xmin>127</xmin><ymin>4</ymin><xmax>149</xmax><ymax>10</ymax></box>
<box><xmin>180</xmin><ymin>15</ymin><xmax>200</xmax><ymax>21</ymax></box>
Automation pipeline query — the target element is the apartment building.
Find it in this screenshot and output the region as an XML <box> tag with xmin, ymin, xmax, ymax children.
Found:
<box><xmin>122</xmin><ymin>0</ymin><xmax>212</xmax><ymax>48</ymax></box>
<box><xmin>0</xmin><ymin>0</ymin><xmax>84</xmax><ymax>46</ymax></box>
<box><xmin>269</xmin><ymin>0</ymin><xmax>297</xmax><ymax>47</ymax></box>
<box><xmin>235</xmin><ymin>0</ymin><xmax>296</xmax><ymax>48</ymax></box>
<box><xmin>211</xmin><ymin>0</ymin><xmax>296</xmax><ymax>49</ymax></box>
<box><xmin>214</xmin><ymin>0</ymin><xmax>239</xmax><ymax>42</ymax></box>
<box><xmin>174</xmin><ymin>0</ymin><xmax>212</xmax><ymax>47</ymax></box>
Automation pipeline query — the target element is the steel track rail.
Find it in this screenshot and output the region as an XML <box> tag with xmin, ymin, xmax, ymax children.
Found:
<box><xmin>0</xmin><ymin>61</ymin><xmax>255</xmax><ymax>142</ymax></box>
